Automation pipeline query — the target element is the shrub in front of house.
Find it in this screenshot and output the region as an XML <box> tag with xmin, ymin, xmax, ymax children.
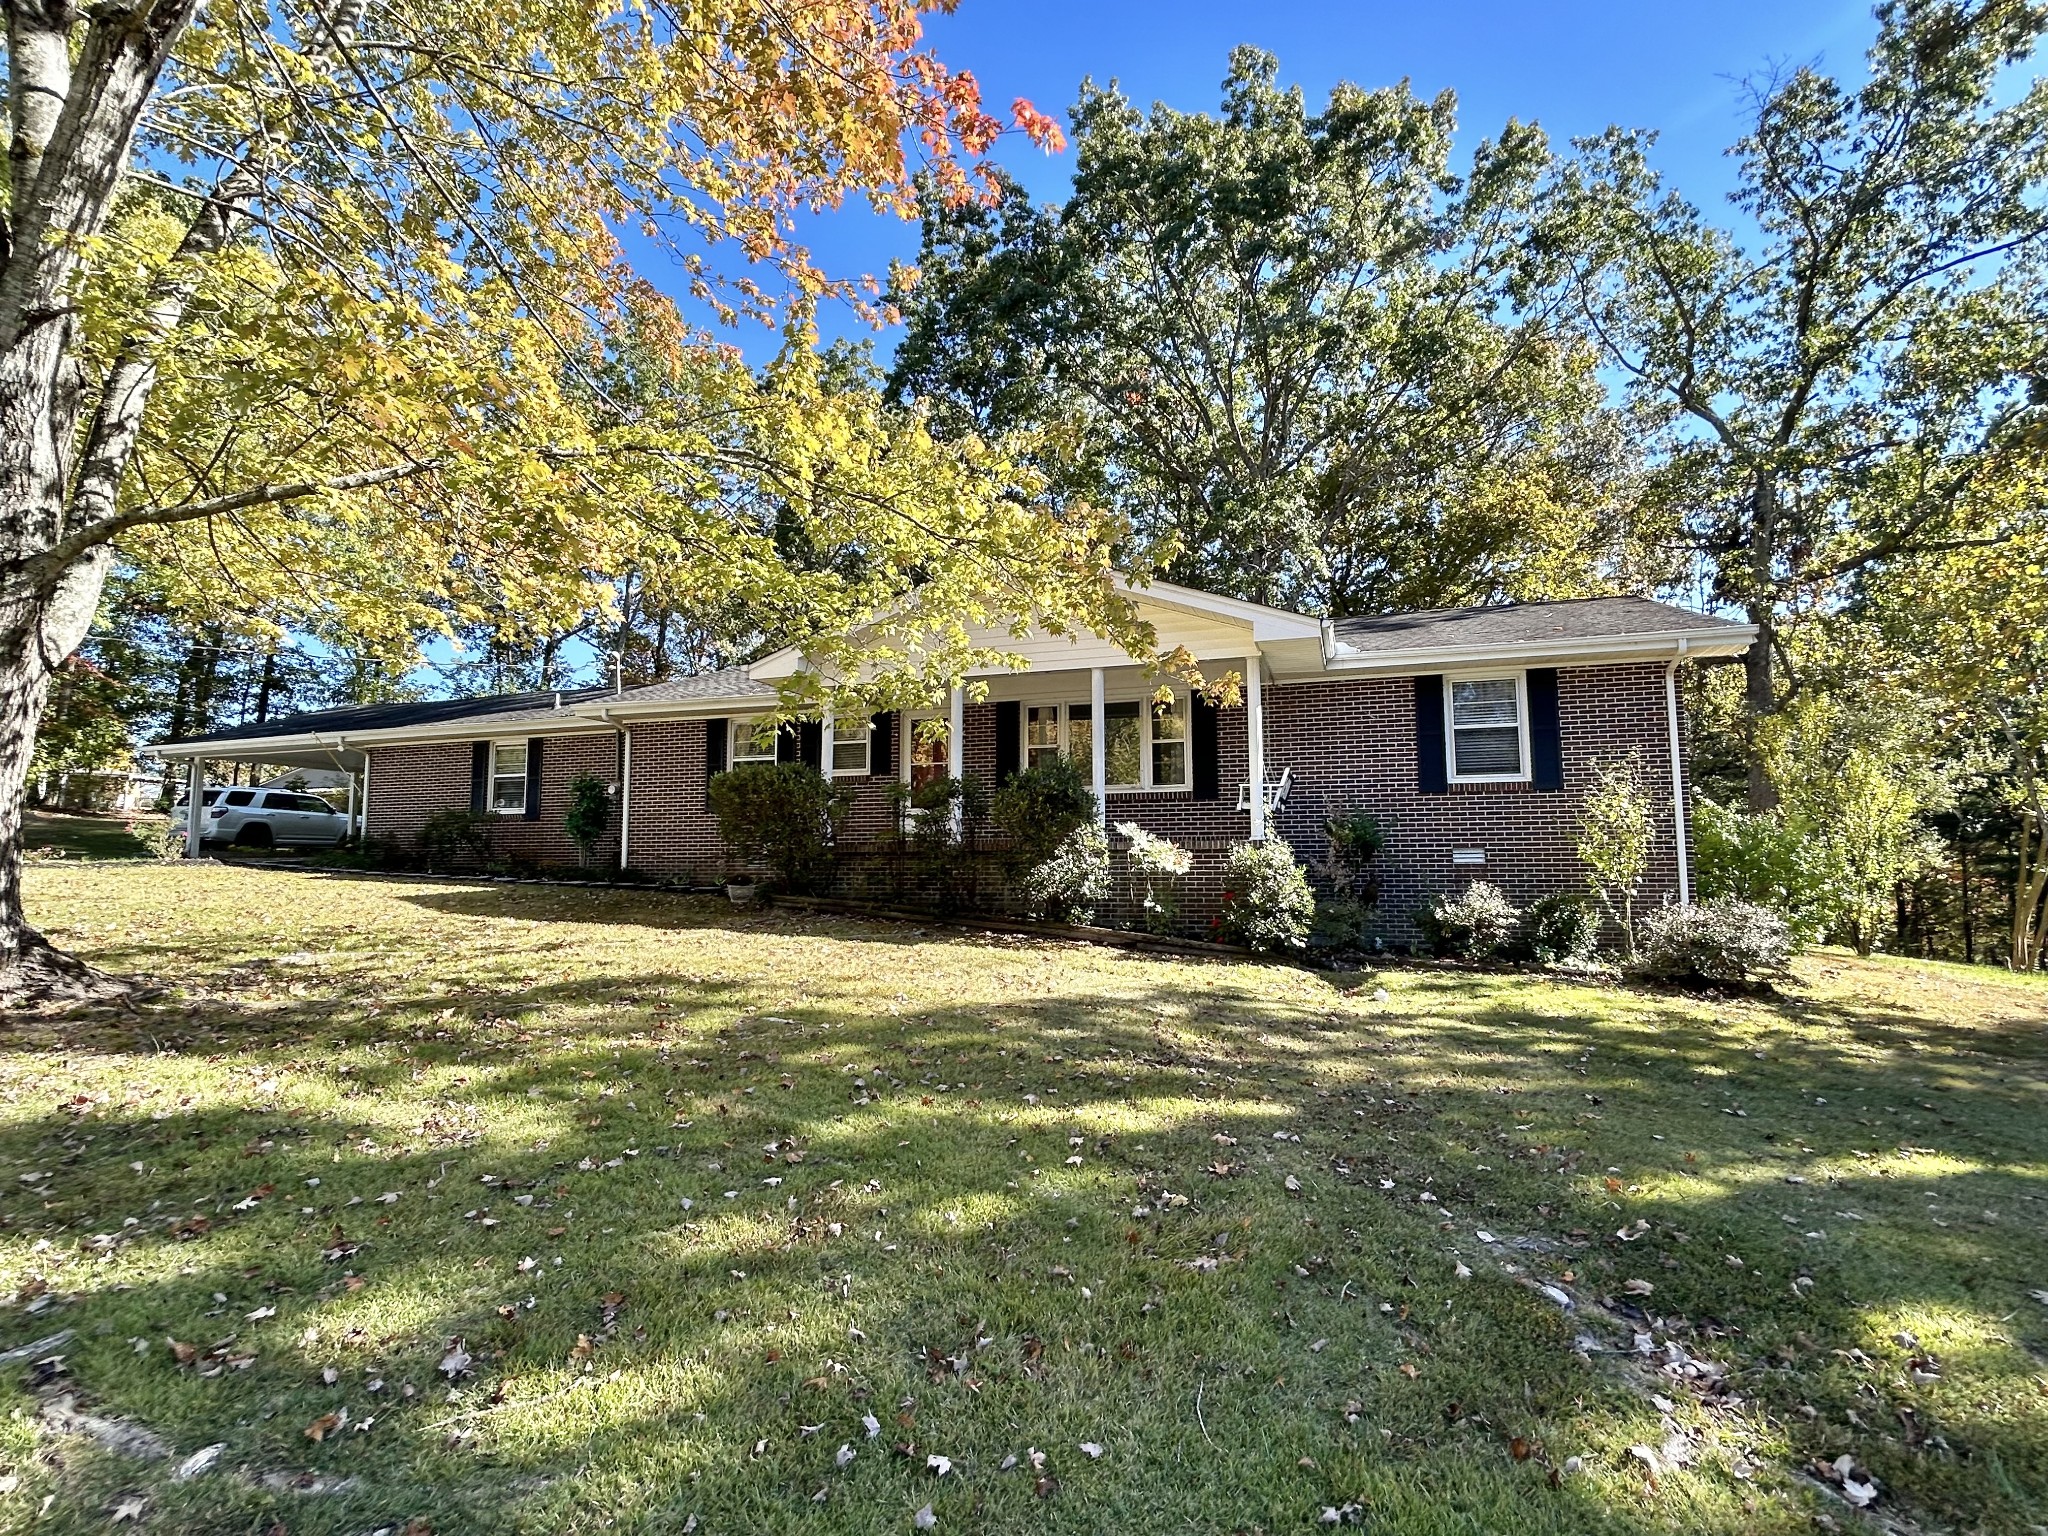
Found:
<box><xmin>1416</xmin><ymin>880</ymin><xmax>1521</xmax><ymax>960</ymax></box>
<box><xmin>418</xmin><ymin>807</ymin><xmax>495</xmax><ymax>869</ymax></box>
<box><xmin>563</xmin><ymin>775</ymin><xmax>613</xmax><ymax>868</ymax></box>
<box><xmin>707</xmin><ymin>762</ymin><xmax>853</xmax><ymax>895</ymax></box>
<box><xmin>1633</xmin><ymin>897</ymin><xmax>1794</xmax><ymax>984</ymax></box>
<box><xmin>1117</xmin><ymin>822</ymin><xmax>1193</xmax><ymax>934</ymax></box>
<box><xmin>1524</xmin><ymin>891</ymin><xmax>1601</xmax><ymax>965</ymax></box>
<box><xmin>991</xmin><ymin>756</ymin><xmax>1096</xmax><ymax>870</ymax></box>
<box><xmin>1022</xmin><ymin>823</ymin><xmax>1112</xmax><ymax>924</ymax></box>
<box><xmin>1216</xmin><ymin>840</ymin><xmax>1314</xmax><ymax>951</ymax></box>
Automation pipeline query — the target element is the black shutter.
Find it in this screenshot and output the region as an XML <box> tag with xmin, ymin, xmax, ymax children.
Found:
<box><xmin>614</xmin><ymin>729</ymin><xmax>626</xmax><ymax>782</ymax></box>
<box><xmin>776</xmin><ymin>722</ymin><xmax>797</xmax><ymax>763</ymax></box>
<box><xmin>994</xmin><ymin>700</ymin><xmax>1021</xmax><ymax>784</ymax></box>
<box><xmin>1527</xmin><ymin>668</ymin><xmax>1564</xmax><ymax>790</ymax></box>
<box><xmin>703</xmin><ymin>718</ymin><xmax>727</xmax><ymax>809</ymax></box>
<box><xmin>798</xmin><ymin>720</ymin><xmax>823</xmax><ymax>769</ymax></box>
<box><xmin>869</xmin><ymin>712</ymin><xmax>892</xmax><ymax>777</ymax></box>
<box><xmin>1192</xmin><ymin>695</ymin><xmax>1220</xmax><ymax>801</ymax></box>
<box><xmin>469</xmin><ymin>742</ymin><xmax>490</xmax><ymax>813</ymax></box>
<box><xmin>1415</xmin><ymin>675</ymin><xmax>1449</xmax><ymax>795</ymax></box>
<box><xmin>523</xmin><ymin>737</ymin><xmax>543</xmax><ymax>819</ymax></box>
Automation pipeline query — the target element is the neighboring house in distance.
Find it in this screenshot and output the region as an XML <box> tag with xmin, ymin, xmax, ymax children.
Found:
<box><xmin>153</xmin><ymin>581</ymin><xmax>1756</xmax><ymax>943</ymax></box>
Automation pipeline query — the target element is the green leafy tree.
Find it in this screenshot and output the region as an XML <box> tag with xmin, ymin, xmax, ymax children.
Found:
<box><xmin>889</xmin><ymin>47</ymin><xmax>1671</xmax><ymax>615</ymax></box>
<box><xmin>1557</xmin><ymin>0</ymin><xmax>2048</xmax><ymax>807</ymax></box>
<box><xmin>0</xmin><ymin>0</ymin><xmax>1128</xmax><ymax>999</ymax></box>
<box><xmin>1577</xmin><ymin>757</ymin><xmax>1656</xmax><ymax>955</ymax></box>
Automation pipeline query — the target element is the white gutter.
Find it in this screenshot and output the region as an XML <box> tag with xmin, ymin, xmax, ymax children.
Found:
<box><xmin>1665</xmin><ymin>640</ymin><xmax>1691</xmax><ymax>905</ymax></box>
<box><xmin>1323</xmin><ymin>625</ymin><xmax>1756</xmax><ymax>674</ymax></box>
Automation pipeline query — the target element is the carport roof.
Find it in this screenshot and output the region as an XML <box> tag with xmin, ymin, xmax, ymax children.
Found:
<box><xmin>155</xmin><ymin>686</ymin><xmax>616</xmax><ymax>756</ymax></box>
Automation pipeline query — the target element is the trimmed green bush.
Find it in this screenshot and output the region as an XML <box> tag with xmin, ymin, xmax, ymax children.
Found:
<box><xmin>707</xmin><ymin>762</ymin><xmax>853</xmax><ymax>894</ymax></box>
<box><xmin>1216</xmin><ymin>840</ymin><xmax>1314</xmax><ymax>951</ymax></box>
<box><xmin>1416</xmin><ymin>880</ymin><xmax>1521</xmax><ymax>960</ymax></box>
<box><xmin>1022</xmin><ymin>824</ymin><xmax>1112</xmax><ymax>924</ymax></box>
<box><xmin>991</xmin><ymin>757</ymin><xmax>1096</xmax><ymax>869</ymax></box>
<box><xmin>419</xmin><ymin>808</ymin><xmax>494</xmax><ymax>868</ymax></box>
<box><xmin>1634</xmin><ymin>898</ymin><xmax>1793</xmax><ymax>984</ymax></box>
<box><xmin>1525</xmin><ymin>891</ymin><xmax>1600</xmax><ymax>965</ymax></box>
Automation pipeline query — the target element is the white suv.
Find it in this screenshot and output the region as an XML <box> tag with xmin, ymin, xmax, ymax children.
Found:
<box><xmin>194</xmin><ymin>788</ymin><xmax>349</xmax><ymax>849</ymax></box>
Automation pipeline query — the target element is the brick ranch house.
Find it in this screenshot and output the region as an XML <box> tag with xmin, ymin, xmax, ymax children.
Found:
<box><xmin>154</xmin><ymin>582</ymin><xmax>1755</xmax><ymax>942</ymax></box>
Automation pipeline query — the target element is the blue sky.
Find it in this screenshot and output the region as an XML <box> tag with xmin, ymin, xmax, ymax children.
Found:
<box><xmin>763</xmin><ymin>0</ymin><xmax>1883</xmax><ymax>354</ymax></box>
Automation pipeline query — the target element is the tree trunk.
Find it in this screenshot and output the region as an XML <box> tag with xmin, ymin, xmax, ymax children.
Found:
<box><xmin>1741</xmin><ymin>611</ymin><xmax>1779</xmax><ymax>814</ymax></box>
<box><xmin>0</xmin><ymin>551</ymin><xmax>130</xmax><ymax>1001</ymax></box>
<box><xmin>2014</xmin><ymin>806</ymin><xmax>2046</xmax><ymax>973</ymax></box>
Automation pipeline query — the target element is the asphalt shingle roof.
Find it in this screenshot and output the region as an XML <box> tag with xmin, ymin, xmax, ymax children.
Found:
<box><xmin>1330</xmin><ymin>595</ymin><xmax>1745</xmax><ymax>654</ymax></box>
<box><xmin>159</xmin><ymin>686</ymin><xmax>618</xmax><ymax>749</ymax></box>
<box><xmin>608</xmin><ymin>668</ymin><xmax>774</xmax><ymax>706</ymax></box>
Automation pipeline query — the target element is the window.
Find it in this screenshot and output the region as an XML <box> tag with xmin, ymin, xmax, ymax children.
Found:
<box><xmin>1150</xmin><ymin>695</ymin><xmax>1188</xmax><ymax>789</ymax></box>
<box><xmin>1446</xmin><ymin>675</ymin><xmax>1527</xmax><ymax>782</ymax></box>
<box><xmin>904</xmin><ymin>715</ymin><xmax>949</xmax><ymax>795</ymax></box>
<box><xmin>1031</xmin><ymin>691</ymin><xmax>1191</xmax><ymax>790</ymax></box>
<box><xmin>258</xmin><ymin>792</ymin><xmax>295</xmax><ymax>810</ymax></box>
<box><xmin>223</xmin><ymin>789</ymin><xmax>256</xmax><ymax>808</ymax></box>
<box><xmin>490</xmin><ymin>741</ymin><xmax>529</xmax><ymax>812</ymax></box>
<box><xmin>830</xmin><ymin>716</ymin><xmax>870</xmax><ymax>777</ymax></box>
<box><xmin>1103</xmin><ymin>701</ymin><xmax>1142</xmax><ymax>787</ymax></box>
<box><xmin>1026</xmin><ymin>705</ymin><xmax>1062</xmax><ymax>771</ymax></box>
<box><xmin>729</xmin><ymin>717</ymin><xmax>779</xmax><ymax>767</ymax></box>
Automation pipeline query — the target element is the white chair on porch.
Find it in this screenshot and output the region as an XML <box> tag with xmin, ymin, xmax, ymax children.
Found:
<box><xmin>1234</xmin><ymin>764</ymin><xmax>1292</xmax><ymax>814</ymax></box>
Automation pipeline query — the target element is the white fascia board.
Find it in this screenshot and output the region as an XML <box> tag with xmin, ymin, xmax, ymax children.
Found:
<box><xmin>154</xmin><ymin>714</ymin><xmax>621</xmax><ymax>759</ymax></box>
<box><xmin>1110</xmin><ymin>574</ymin><xmax>1321</xmax><ymax>641</ymax></box>
<box><xmin>570</xmin><ymin>691</ymin><xmax>778</xmax><ymax>723</ymax></box>
<box><xmin>1322</xmin><ymin>625</ymin><xmax>1757</xmax><ymax>675</ymax></box>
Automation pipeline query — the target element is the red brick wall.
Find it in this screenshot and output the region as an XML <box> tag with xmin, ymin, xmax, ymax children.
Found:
<box><xmin>1261</xmin><ymin>663</ymin><xmax>1685</xmax><ymax>944</ymax></box>
<box><xmin>365</xmin><ymin>665</ymin><xmax>1689</xmax><ymax>944</ymax></box>
<box><xmin>621</xmin><ymin>716</ymin><xmax>909</xmax><ymax>882</ymax></box>
<box><xmin>364</xmin><ymin>732</ymin><xmax>623</xmax><ymax>867</ymax></box>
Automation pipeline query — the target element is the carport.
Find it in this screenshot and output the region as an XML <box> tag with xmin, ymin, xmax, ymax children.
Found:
<box><xmin>153</xmin><ymin>735</ymin><xmax>368</xmax><ymax>858</ymax></box>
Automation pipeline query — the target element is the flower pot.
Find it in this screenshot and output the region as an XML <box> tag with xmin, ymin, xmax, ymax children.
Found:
<box><xmin>726</xmin><ymin>881</ymin><xmax>757</xmax><ymax>908</ymax></box>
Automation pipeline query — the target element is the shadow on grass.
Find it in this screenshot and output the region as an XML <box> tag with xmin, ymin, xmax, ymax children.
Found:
<box><xmin>5</xmin><ymin>875</ymin><xmax>2046</xmax><ymax>1534</ymax></box>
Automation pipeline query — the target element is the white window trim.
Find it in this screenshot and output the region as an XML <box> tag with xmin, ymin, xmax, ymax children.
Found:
<box><xmin>729</xmin><ymin>716</ymin><xmax>778</xmax><ymax>768</ymax></box>
<box><xmin>1443</xmin><ymin>671</ymin><xmax>1531</xmax><ymax>785</ymax></box>
<box><xmin>1027</xmin><ymin>690</ymin><xmax>1190</xmax><ymax>793</ymax></box>
<box><xmin>829</xmin><ymin>715</ymin><xmax>871</xmax><ymax>778</ymax></box>
<box><xmin>488</xmin><ymin>739</ymin><xmax>529</xmax><ymax>815</ymax></box>
<box><xmin>900</xmin><ymin>712</ymin><xmax>948</xmax><ymax>788</ymax></box>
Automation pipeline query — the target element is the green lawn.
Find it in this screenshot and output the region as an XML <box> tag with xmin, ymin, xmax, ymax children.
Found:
<box><xmin>4</xmin><ymin>864</ymin><xmax>2045</xmax><ymax>1535</ymax></box>
<box><xmin>21</xmin><ymin>810</ymin><xmax>163</xmax><ymax>862</ymax></box>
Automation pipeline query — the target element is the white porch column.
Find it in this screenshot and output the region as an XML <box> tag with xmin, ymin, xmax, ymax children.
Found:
<box><xmin>947</xmin><ymin>685</ymin><xmax>965</xmax><ymax>836</ymax></box>
<box><xmin>183</xmin><ymin>759</ymin><xmax>205</xmax><ymax>858</ymax></box>
<box><xmin>344</xmin><ymin>772</ymin><xmax>356</xmax><ymax>842</ymax></box>
<box><xmin>1089</xmin><ymin>666</ymin><xmax>1107</xmax><ymax>828</ymax></box>
<box><xmin>1246</xmin><ymin>655</ymin><xmax>1266</xmax><ymax>842</ymax></box>
<box><xmin>821</xmin><ymin>703</ymin><xmax>835</xmax><ymax>780</ymax></box>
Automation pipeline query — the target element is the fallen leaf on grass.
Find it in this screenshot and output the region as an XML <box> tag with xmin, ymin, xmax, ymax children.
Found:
<box><xmin>304</xmin><ymin>1411</ymin><xmax>345</xmax><ymax>1443</ymax></box>
<box><xmin>109</xmin><ymin>1494</ymin><xmax>146</xmax><ymax>1523</ymax></box>
<box><xmin>1622</xmin><ymin>1279</ymin><xmax>1655</xmax><ymax>1296</ymax></box>
<box><xmin>1078</xmin><ymin>1441</ymin><xmax>1103</xmax><ymax>1459</ymax></box>
<box><xmin>914</xmin><ymin>1505</ymin><xmax>937</xmax><ymax>1529</ymax></box>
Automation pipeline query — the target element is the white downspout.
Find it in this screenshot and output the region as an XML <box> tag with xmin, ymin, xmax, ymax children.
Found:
<box><xmin>1665</xmin><ymin>643</ymin><xmax>1691</xmax><ymax>905</ymax></box>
